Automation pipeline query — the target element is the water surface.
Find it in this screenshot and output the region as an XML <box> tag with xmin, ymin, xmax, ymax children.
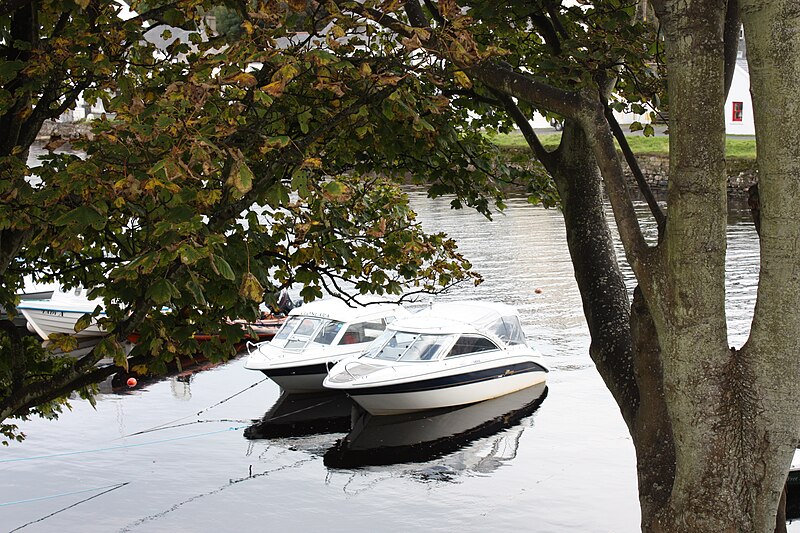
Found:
<box><xmin>1</xmin><ymin>190</ymin><xmax>764</xmax><ymax>532</ymax></box>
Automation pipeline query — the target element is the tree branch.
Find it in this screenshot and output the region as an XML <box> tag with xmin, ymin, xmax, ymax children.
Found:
<box><xmin>603</xmin><ymin>102</ymin><xmax>666</xmax><ymax>234</ymax></box>
<box><xmin>472</xmin><ymin>62</ymin><xmax>584</xmax><ymax>120</ymax></box>
<box><xmin>492</xmin><ymin>90</ymin><xmax>557</xmax><ymax>174</ymax></box>
<box><xmin>581</xmin><ymin>98</ymin><xmax>652</xmax><ymax>279</ymax></box>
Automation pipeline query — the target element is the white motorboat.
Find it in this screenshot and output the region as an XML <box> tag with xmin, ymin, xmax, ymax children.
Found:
<box><xmin>17</xmin><ymin>285</ymin><xmax>105</xmax><ymax>340</ymax></box>
<box><xmin>244</xmin><ymin>298</ymin><xmax>410</xmax><ymax>392</ymax></box>
<box><xmin>323</xmin><ymin>300</ymin><xmax>548</xmax><ymax>415</ymax></box>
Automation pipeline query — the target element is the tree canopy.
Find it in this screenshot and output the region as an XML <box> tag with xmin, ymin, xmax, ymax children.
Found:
<box><xmin>0</xmin><ymin>0</ymin><xmax>545</xmax><ymax>441</ymax></box>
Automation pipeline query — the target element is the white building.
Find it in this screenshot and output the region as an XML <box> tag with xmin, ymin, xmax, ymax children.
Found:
<box><xmin>725</xmin><ymin>59</ymin><xmax>755</xmax><ymax>136</ymax></box>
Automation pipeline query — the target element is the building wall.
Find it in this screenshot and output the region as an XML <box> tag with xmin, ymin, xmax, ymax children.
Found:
<box><xmin>725</xmin><ymin>63</ymin><xmax>755</xmax><ymax>136</ymax></box>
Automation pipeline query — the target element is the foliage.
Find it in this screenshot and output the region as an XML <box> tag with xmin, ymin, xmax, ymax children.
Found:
<box><xmin>0</xmin><ymin>0</ymin><xmax>551</xmax><ymax>432</ymax></box>
<box><xmin>0</xmin><ymin>332</ymin><xmax>99</xmax><ymax>445</ymax></box>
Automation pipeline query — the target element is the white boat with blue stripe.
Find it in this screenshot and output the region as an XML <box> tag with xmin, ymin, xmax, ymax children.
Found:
<box><xmin>244</xmin><ymin>298</ymin><xmax>410</xmax><ymax>393</ymax></box>
<box><xmin>17</xmin><ymin>285</ymin><xmax>104</xmax><ymax>340</ymax></box>
<box><xmin>323</xmin><ymin>301</ymin><xmax>547</xmax><ymax>415</ymax></box>
<box><xmin>323</xmin><ymin>300</ymin><xmax>548</xmax><ymax>415</ymax></box>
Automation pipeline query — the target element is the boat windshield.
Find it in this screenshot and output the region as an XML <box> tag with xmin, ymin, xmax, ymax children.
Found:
<box><xmin>271</xmin><ymin>316</ymin><xmax>345</xmax><ymax>349</ymax></box>
<box><xmin>490</xmin><ymin>315</ymin><xmax>527</xmax><ymax>345</ymax></box>
<box><xmin>362</xmin><ymin>330</ymin><xmax>454</xmax><ymax>362</ymax></box>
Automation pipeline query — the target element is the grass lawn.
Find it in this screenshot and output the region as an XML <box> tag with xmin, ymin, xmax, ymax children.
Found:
<box><xmin>491</xmin><ymin>131</ymin><xmax>757</xmax><ymax>159</ymax></box>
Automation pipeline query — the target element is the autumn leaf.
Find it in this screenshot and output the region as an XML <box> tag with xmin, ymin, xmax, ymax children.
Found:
<box><xmin>262</xmin><ymin>80</ymin><xmax>285</xmax><ymax>97</ymax></box>
<box><xmin>302</xmin><ymin>157</ymin><xmax>322</xmax><ymax>169</ymax></box>
<box><xmin>224</xmin><ymin>72</ymin><xmax>258</xmax><ymax>87</ymax></box>
<box><xmin>239</xmin><ymin>272</ymin><xmax>264</xmax><ymax>302</ymax></box>
<box><xmin>454</xmin><ymin>71</ymin><xmax>472</xmax><ymax>88</ymax></box>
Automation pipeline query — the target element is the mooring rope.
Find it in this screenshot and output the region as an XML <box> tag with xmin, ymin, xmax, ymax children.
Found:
<box><xmin>117</xmin><ymin>376</ymin><xmax>269</xmax><ymax>439</ymax></box>
<box><xmin>0</xmin><ymin>425</ymin><xmax>246</xmax><ymax>464</ymax></box>
<box><xmin>1</xmin><ymin>482</ymin><xmax>130</xmax><ymax>508</ymax></box>
<box><xmin>7</xmin><ymin>482</ymin><xmax>130</xmax><ymax>532</ymax></box>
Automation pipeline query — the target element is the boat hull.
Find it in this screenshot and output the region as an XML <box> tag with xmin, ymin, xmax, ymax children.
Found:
<box><xmin>19</xmin><ymin>307</ymin><xmax>104</xmax><ymax>340</ymax></box>
<box><xmin>259</xmin><ymin>362</ymin><xmax>331</xmax><ymax>393</ymax></box>
<box><xmin>346</xmin><ymin>364</ymin><xmax>547</xmax><ymax>415</ymax></box>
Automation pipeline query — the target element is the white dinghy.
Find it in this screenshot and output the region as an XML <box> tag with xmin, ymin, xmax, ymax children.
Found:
<box><xmin>17</xmin><ymin>285</ymin><xmax>104</xmax><ymax>340</ymax></box>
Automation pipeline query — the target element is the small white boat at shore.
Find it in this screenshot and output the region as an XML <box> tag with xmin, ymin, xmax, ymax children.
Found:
<box><xmin>17</xmin><ymin>285</ymin><xmax>104</xmax><ymax>340</ymax></box>
<box><xmin>244</xmin><ymin>298</ymin><xmax>410</xmax><ymax>393</ymax></box>
<box><xmin>323</xmin><ymin>300</ymin><xmax>548</xmax><ymax>415</ymax></box>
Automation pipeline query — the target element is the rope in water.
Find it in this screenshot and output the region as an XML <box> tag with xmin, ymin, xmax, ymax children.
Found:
<box><xmin>117</xmin><ymin>377</ymin><xmax>269</xmax><ymax>439</ymax></box>
<box><xmin>0</xmin><ymin>425</ymin><xmax>246</xmax><ymax>464</ymax></box>
<box><xmin>7</xmin><ymin>482</ymin><xmax>130</xmax><ymax>532</ymax></box>
<box><xmin>1</xmin><ymin>482</ymin><xmax>130</xmax><ymax>508</ymax></box>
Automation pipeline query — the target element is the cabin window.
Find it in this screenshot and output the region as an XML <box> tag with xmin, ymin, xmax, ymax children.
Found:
<box><xmin>732</xmin><ymin>101</ymin><xmax>743</xmax><ymax>122</ymax></box>
<box><xmin>273</xmin><ymin>316</ymin><xmax>303</xmax><ymax>341</ymax></box>
<box><xmin>445</xmin><ymin>335</ymin><xmax>499</xmax><ymax>358</ymax></box>
<box><xmin>340</xmin><ymin>319</ymin><xmax>386</xmax><ymax>344</ymax></box>
<box><xmin>397</xmin><ymin>334</ymin><xmax>449</xmax><ymax>361</ymax></box>
<box><xmin>363</xmin><ymin>330</ymin><xmax>417</xmax><ymax>360</ymax></box>
<box><xmin>362</xmin><ymin>331</ymin><xmax>453</xmax><ymax>361</ymax></box>
<box><xmin>273</xmin><ymin>316</ymin><xmax>342</xmax><ymax>348</ymax></box>
<box><xmin>313</xmin><ymin>320</ymin><xmax>344</xmax><ymax>345</ymax></box>
<box><xmin>490</xmin><ymin>316</ymin><xmax>527</xmax><ymax>345</ymax></box>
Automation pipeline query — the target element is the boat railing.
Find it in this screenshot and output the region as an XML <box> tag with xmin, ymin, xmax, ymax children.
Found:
<box><xmin>245</xmin><ymin>340</ymin><xmax>260</xmax><ymax>356</ymax></box>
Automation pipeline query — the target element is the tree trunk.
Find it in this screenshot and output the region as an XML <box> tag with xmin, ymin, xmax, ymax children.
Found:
<box><xmin>643</xmin><ymin>0</ymin><xmax>777</xmax><ymax>529</ymax></box>
<box><xmin>738</xmin><ymin>0</ymin><xmax>800</xmax><ymax>529</ymax></box>
<box><xmin>549</xmin><ymin>123</ymin><xmax>675</xmax><ymax>527</ymax></box>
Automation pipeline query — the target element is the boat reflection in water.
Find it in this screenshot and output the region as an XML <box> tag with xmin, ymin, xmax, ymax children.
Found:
<box><xmin>324</xmin><ymin>382</ymin><xmax>547</xmax><ymax>469</ymax></box>
<box><xmin>244</xmin><ymin>390</ymin><xmax>354</xmax><ymax>439</ymax></box>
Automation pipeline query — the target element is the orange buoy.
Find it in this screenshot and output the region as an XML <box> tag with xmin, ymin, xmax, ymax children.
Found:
<box><xmin>127</xmin><ymin>377</ymin><xmax>137</xmax><ymax>387</ymax></box>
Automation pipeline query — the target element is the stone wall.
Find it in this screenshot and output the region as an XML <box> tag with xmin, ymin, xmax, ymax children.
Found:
<box><xmin>623</xmin><ymin>154</ymin><xmax>758</xmax><ymax>197</ymax></box>
<box><xmin>499</xmin><ymin>147</ymin><xmax>758</xmax><ymax>197</ymax></box>
<box><xmin>36</xmin><ymin>120</ymin><xmax>93</xmax><ymax>141</ymax></box>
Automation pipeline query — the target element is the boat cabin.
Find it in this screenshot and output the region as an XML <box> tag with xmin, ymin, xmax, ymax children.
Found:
<box><xmin>268</xmin><ymin>299</ymin><xmax>405</xmax><ymax>351</ymax></box>
<box><xmin>359</xmin><ymin>301</ymin><xmax>529</xmax><ymax>362</ymax></box>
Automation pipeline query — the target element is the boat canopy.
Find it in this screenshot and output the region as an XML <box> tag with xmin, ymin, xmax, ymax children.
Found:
<box><xmin>386</xmin><ymin>301</ymin><xmax>527</xmax><ymax>345</ymax></box>
<box><xmin>269</xmin><ymin>298</ymin><xmax>407</xmax><ymax>351</ymax></box>
<box><xmin>285</xmin><ymin>298</ymin><xmax>405</xmax><ymax>324</ymax></box>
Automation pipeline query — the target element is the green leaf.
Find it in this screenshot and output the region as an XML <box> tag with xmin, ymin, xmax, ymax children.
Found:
<box><xmin>298</xmin><ymin>109</ymin><xmax>312</xmax><ymax>134</ymax></box>
<box><xmin>95</xmin><ymin>337</ymin><xmax>128</xmax><ymax>372</ymax></box>
<box><xmin>185</xmin><ymin>279</ymin><xmax>207</xmax><ymax>305</ymax></box>
<box><xmin>74</xmin><ymin>312</ymin><xmax>94</xmax><ymax>333</ymax></box>
<box><xmin>233</xmin><ymin>160</ymin><xmax>254</xmax><ymax>194</ymax></box>
<box><xmin>46</xmin><ymin>333</ymin><xmax>79</xmax><ymax>353</ymax></box>
<box><xmin>209</xmin><ymin>254</ymin><xmax>235</xmax><ymax>280</ymax></box>
<box><xmin>0</xmin><ymin>60</ymin><xmax>24</xmax><ymax>84</ymax></box>
<box><xmin>53</xmin><ymin>206</ymin><xmax>106</xmax><ymax>231</ymax></box>
<box><xmin>146</xmin><ymin>278</ymin><xmax>180</xmax><ymax>304</ymax></box>
<box><xmin>179</xmin><ymin>244</ymin><xmax>205</xmax><ymax>265</ymax></box>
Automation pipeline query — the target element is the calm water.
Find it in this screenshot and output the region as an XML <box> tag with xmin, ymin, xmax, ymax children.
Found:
<box><xmin>1</xmin><ymin>188</ymin><xmax>764</xmax><ymax>532</ymax></box>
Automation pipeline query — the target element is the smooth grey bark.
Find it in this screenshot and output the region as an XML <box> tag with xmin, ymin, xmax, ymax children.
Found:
<box><xmin>738</xmin><ymin>0</ymin><xmax>800</xmax><ymax>529</ymax></box>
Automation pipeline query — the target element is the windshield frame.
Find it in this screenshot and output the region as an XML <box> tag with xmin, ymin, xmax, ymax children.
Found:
<box><xmin>271</xmin><ymin>315</ymin><xmax>346</xmax><ymax>350</ymax></box>
<box><xmin>361</xmin><ymin>329</ymin><xmax>456</xmax><ymax>362</ymax></box>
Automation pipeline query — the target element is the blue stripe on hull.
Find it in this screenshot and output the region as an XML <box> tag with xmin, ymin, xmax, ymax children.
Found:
<box><xmin>261</xmin><ymin>362</ymin><xmax>329</xmax><ymax>378</ymax></box>
<box><xmin>347</xmin><ymin>361</ymin><xmax>547</xmax><ymax>396</ymax></box>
